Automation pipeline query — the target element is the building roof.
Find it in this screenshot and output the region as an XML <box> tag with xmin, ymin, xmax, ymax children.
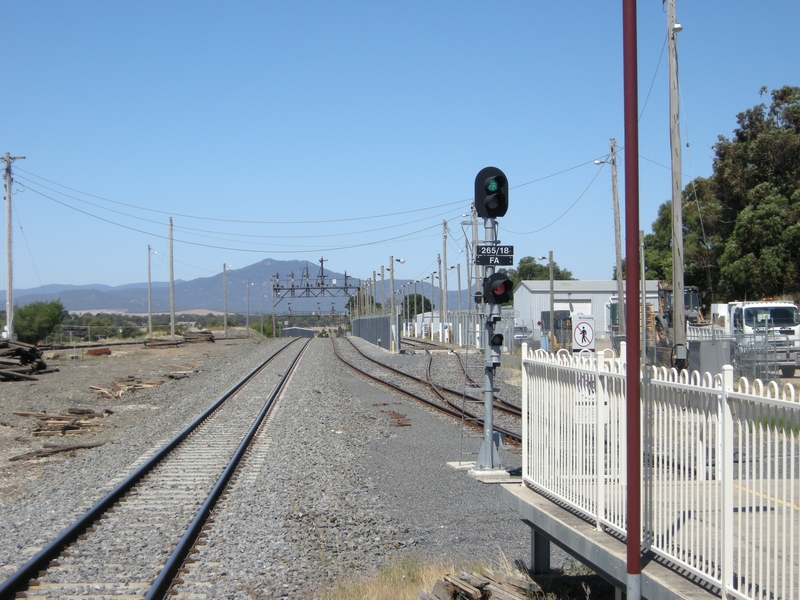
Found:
<box><xmin>515</xmin><ymin>280</ymin><xmax>659</xmax><ymax>293</ymax></box>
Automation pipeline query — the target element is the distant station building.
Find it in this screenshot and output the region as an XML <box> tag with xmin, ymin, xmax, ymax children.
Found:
<box><xmin>513</xmin><ymin>279</ymin><xmax>659</xmax><ymax>343</ymax></box>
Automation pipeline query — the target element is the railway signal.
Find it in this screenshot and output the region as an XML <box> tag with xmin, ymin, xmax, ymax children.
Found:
<box><xmin>472</xmin><ymin>166</ymin><xmax>512</xmax><ymax>475</ymax></box>
<box><xmin>474</xmin><ymin>167</ymin><xmax>508</xmax><ymax>219</ymax></box>
<box><xmin>483</xmin><ymin>272</ymin><xmax>513</xmax><ymax>305</ymax></box>
<box><xmin>489</xmin><ymin>332</ymin><xmax>504</xmax><ymax>367</ymax></box>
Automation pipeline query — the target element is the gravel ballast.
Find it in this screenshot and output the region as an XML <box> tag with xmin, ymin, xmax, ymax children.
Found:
<box><xmin>0</xmin><ymin>336</ymin><xmax>572</xmax><ymax>598</ymax></box>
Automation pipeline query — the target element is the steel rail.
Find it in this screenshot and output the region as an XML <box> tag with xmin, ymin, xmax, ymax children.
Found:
<box><xmin>450</xmin><ymin>349</ymin><xmax>522</xmax><ymax>414</ymax></box>
<box><xmin>0</xmin><ymin>337</ymin><xmax>302</xmax><ymax>599</ymax></box>
<box><xmin>332</xmin><ymin>337</ymin><xmax>520</xmax><ymax>443</ymax></box>
<box><xmin>400</xmin><ymin>336</ymin><xmax>439</xmax><ymax>349</ymax></box>
<box><xmin>346</xmin><ymin>336</ymin><xmax>520</xmax><ymax>418</ymax></box>
<box><xmin>422</xmin><ymin>349</ymin><xmax>521</xmax><ymax>418</ymax></box>
<box><xmin>147</xmin><ymin>338</ymin><xmax>310</xmax><ymax>599</ymax></box>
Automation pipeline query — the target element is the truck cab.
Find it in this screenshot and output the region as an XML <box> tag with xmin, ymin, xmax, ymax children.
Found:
<box><xmin>725</xmin><ymin>300</ymin><xmax>800</xmax><ymax>378</ymax></box>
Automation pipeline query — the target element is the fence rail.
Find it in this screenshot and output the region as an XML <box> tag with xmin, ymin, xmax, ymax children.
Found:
<box><xmin>521</xmin><ymin>345</ymin><xmax>799</xmax><ymax>600</ymax></box>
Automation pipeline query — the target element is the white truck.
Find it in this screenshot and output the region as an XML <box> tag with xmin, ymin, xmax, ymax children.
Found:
<box><xmin>712</xmin><ymin>300</ymin><xmax>800</xmax><ymax>378</ymax></box>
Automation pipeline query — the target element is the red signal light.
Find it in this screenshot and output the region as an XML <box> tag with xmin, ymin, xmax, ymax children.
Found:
<box><xmin>483</xmin><ymin>273</ymin><xmax>512</xmax><ymax>305</ymax></box>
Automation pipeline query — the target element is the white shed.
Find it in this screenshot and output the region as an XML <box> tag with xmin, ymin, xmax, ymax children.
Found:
<box><xmin>513</xmin><ymin>279</ymin><xmax>659</xmax><ymax>341</ymax></box>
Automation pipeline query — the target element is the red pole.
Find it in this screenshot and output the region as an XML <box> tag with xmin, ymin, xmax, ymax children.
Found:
<box><xmin>623</xmin><ymin>0</ymin><xmax>642</xmax><ymax>597</ymax></box>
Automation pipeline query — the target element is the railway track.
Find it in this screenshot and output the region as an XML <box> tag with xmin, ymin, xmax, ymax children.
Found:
<box><xmin>400</xmin><ymin>336</ymin><xmax>439</xmax><ymax>350</ymax></box>
<box><xmin>0</xmin><ymin>337</ymin><xmax>309</xmax><ymax>600</ymax></box>
<box><xmin>332</xmin><ymin>337</ymin><xmax>520</xmax><ymax>443</ymax></box>
<box><xmin>401</xmin><ymin>337</ymin><xmax>522</xmax><ymax>415</ymax></box>
<box><xmin>449</xmin><ymin>348</ymin><xmax>522</xmax><ymax>415</ymax></box>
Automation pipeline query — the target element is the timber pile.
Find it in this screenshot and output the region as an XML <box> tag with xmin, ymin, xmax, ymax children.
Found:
<box><xmin>182</xmin><ymin>330</ymin><xmax>215</xmax><ymax>343</ymax></box>
<box><xmin>12</xmin><ymin>407</ymin><xmax>111</xmax><ymax>437</ymax></box>
<box><xmin>420</xmin><ymin>570</ymin><xmax>541</xmax><ymax>600</ymax></box>
<box><xmin>144</xmin><ymin>338</ymin><xmax>184</xmax><ymax>348</ymax></box>
<box><xmin>9</xmin><ymin>441</ymin><xmax>106</xmax><ymax>461</ymax></box>
<box><xmin>91</xmin><ymin>376</ymin><xmax>165</xmax><ymax>399</ymax></box>
<box><xmin>0</xmin><ymin>339</ymin><xmax>55</xmax><ymax>381</ymax></box>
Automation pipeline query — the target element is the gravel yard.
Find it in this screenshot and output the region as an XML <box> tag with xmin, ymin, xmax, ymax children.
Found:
<box><xmin>0</xmin><ymin>335</ymin><xmax>572</xmax><ymax>597</ymax></box>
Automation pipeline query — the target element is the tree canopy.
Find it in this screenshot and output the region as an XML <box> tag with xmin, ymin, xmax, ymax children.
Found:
<box><xmin>644</xmin><ymin>86</ymin><xmax>800</xmax><ymax>302</ymax></box>
<box><xmin>14</xmin><ymin>300</ymin><xmax>67</xmax><ymax>345</ymax></box>
<box><xmin>401</xmin><ymin>293</ymin><xmax>432</xmax><ymax>317</ymax></box>
<box><xmin>504</xmin><ymin>256</ymin><xmax>574</xmax><ymax>289</ymax></box>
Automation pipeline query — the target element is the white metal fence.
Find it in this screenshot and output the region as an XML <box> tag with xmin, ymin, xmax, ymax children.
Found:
<box><xmin>521</xmin><ymin>346</ymin><xmax>799</xmax><ymax>600</ymax></box>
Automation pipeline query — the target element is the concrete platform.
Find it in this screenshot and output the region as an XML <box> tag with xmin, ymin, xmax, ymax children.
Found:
<box><xmin>447</xmin><ymin>461</ymin><xmax>523</xmax><ymax>484</ymax></box>
<box><xmin>500</xmin><ymin>483</ymin><xmax>719</xmax><ymax>600</ymax></box>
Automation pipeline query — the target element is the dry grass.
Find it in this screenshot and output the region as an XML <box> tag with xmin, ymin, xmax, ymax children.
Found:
<box><xmin>321</xmin><ymin>552</ymin><xmax>521</xmax><ymax>600</ymax></box>
<box><xmin>320</xmin><ymin>552</ymin><xmax>618</xmax><ymax>600</ymax></box>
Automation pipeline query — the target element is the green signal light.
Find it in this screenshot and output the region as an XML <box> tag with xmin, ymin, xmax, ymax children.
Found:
<box><xmin>486</xmin><ymin>179</ymin><xmax>499</xmax><ymax>193</ymax></box>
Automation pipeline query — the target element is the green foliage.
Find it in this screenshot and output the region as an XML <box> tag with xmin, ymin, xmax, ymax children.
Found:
<box><xmin>400</xmin><ymin>293</ymin><xmax>432</xmax><ymax>317</ymax></box>
<box><xmin>645</xmin><ymin>86</ymin><xmax>800</xmax><ymax>302</ymax></box>
<box><xmin>345</xmin><ymin>294</ymin><xmax>380</xmax><ymax>313</ymax></box>
<box><xmin>504</xmin><ymin>256</ymin><xmax>574</xmax><ymax>289</ymax></box>
<box><xmin>14</xmin><ymin>300</ymin><xmax>67</xmax><ymax>344</ymax></box>
<box><xmin>195</xmin><ymin>314</ymin><xmax>224</xmax><ymax>329</ymax></box>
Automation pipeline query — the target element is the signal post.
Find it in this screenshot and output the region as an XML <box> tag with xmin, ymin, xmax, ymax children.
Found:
<box><xmin>472</xmin><ymin>167</ymin><xmax>513</xmax><ymax>473</ymax></box>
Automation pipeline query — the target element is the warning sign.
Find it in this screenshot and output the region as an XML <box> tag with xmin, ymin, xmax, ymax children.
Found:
<box><xmin>572</xmin><ymin>314</ymin><xmax>595</xmax><ymax>352</ymax></box>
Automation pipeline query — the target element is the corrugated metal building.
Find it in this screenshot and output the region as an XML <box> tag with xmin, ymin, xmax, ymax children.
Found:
<box><xmin>513</xmin><ymin>280</ymin><xmax>659</xmax><ymax>341</ymax></box>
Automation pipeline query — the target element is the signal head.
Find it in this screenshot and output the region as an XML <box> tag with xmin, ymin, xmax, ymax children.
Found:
<box><xmin>474</xmin><ymin>167</ymin><xmax>509</xmax><ymax>219</ymax></box>
<box><xmin>482</xmin><ymin>272</ymin><xmax>513</xmax><ymax>305</ymax></box>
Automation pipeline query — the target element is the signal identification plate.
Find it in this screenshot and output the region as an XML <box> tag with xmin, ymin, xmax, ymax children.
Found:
<box><xmin>476</xmin><ymin>245</ymin><xmax>514</xmax><ymax>265</ymax></box>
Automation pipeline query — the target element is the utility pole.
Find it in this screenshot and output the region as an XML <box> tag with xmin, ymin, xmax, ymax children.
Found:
<box><xmin>472</xmin><ymin>206</ymin><xmax>480</xmax><ymax>304</ymax></box>
<box><xmin>270</xmin><ymin>277</ymin><xmax>276</xmax><ymax>338</ymax></box>
<box><xmin>611</xmin><ymin>139</ymin><xmax>625</xmax><ymax>335</ymax></box>
<box><xmin>456</xmin><ymin>263</ymin><xmax>462</xmax><ymax>313</ymax></box>
<box><xmin>472</xmin><ymin>205</ymin><xmax>482</xmax><ymax>349</ymax></box>
<box><xmin>223</xmin><ymin>264</ymin><xmax>228</xmax><ymax>338</ymax></box>
<box><xmin>429</xmin><ymin>272</ymin><xmax>435</xmax><ymax>340</ymax></box>
<box><xmin>372</xmin><ymin>271</ymin><xmax>377</xmax><ymax>315</ymax></box>
<box><xmin>549</xmin><ymin>251</ymin><xmax>555</xmax><ymax>346</ymax></box>
<box><xmin>389</xmin><ymin>257</ymin><xmax>395</xmax><ymax>351</ymax></box>
<box><xmin>169</xmin><ymin>217</ymin><xmax>175</xmax><ymax>342</ymax></box>
<box><xmin>413</xmin><ymin>280</ymin><xmax>418</xmax><ymax>336</ymax></box>
<box><xmin>667</xmin><ymin>0</ymin><xmax>687</xmax><ymax>368</ymax></box>
<box><xmin>442</xmin><ymin>220</ymin><xmax>448</xmax><ymax>333</ymax></box>
<box><xmin>147</xmin><ymin>246</ymin><xmax>153</xmax><ymax>338</ymax></box>
<box><xmin>246</xmin><ymin>280</ymin><xmax>250</xmax><ymax>337</ymax></box>
<box><xmin>437</xmin><ymin>254</ymin><xmax>442</xmax><ymax>336</ymax></box>
<box><xmin>464</xmin><ymin>235</ymin><xmax>472</xmax><ymax>302</ymax></box>
<box><xmin>380</xmin><ymin>265</ymin><xmax>385</xmax><ymax>315</ymax></box>
<box><xmin>3</xmin><ymin>153</ymin><xmax>24</xmax><ymax>340</ymax></box>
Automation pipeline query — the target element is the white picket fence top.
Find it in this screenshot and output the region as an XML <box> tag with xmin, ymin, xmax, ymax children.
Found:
<box><xmin>521</xmin><ymin>345</ymin><xmax>799</xmax><ymax>600</ymax></box>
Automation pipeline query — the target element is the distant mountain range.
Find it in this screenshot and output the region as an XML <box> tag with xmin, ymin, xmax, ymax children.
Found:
<box><xmin>0</xmin><ymin>258</ymin><xmax>464</xmax><ymax>315</ymax></box>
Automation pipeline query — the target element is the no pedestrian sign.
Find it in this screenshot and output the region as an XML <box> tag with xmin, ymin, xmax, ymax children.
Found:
<box><xmin>572</xmin><ymin>315</ymin><xmax>595</xmax><ymax>352</ymax></box>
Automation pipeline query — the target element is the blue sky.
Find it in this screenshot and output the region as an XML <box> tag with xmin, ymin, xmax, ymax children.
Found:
<box><xmin>2</xmin><ymin>1</ymin><xmax>797</xmax><ymax>295</ymax></box>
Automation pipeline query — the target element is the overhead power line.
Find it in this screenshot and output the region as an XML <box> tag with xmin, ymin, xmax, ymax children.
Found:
<box><xmin>15</xmin><ymin>167</ymin><xmax>468</xmax><ymax>225</ymax></box>
<box><xmin>17</xmin><ymin>176</ymin><xmax>466</xmax><ymax>242</ymax></box>
<box><xmin>24</xmin><ymin>185</ymin><xmax>443</xmax><ymax>254</ymax></box>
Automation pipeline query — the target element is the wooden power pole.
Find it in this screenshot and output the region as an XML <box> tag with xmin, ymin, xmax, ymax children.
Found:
<box><xmin>3</xmin><ymin>153</ymin><xmax>24</xmax><ymax>340</ymax></box>
<box><xmin>667</xmin><ymin>0</ymin><xmax>687</xmax><ymax>367</ymax></box>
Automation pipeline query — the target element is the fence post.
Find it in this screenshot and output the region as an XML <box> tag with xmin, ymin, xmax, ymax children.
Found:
<box><xmin>720</xmin><ymin>365</ymin><xmax>734</xmax><ymax>595</ymax></box>
<box><xmin>521</xmin><ymin>343</ymin><xmax>529</xmax><ymax>481</ymax></box>
<box><xmin>595</xmin><ymin>353</ymin><xmax>605</xmax><ymax>530</ymax></box>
